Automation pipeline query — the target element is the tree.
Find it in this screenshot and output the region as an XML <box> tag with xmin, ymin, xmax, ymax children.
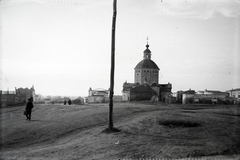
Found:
<box><xmin>105</xmin><ymin>0</ymin><xmax>119</xmax><ymax>132</ymax></box>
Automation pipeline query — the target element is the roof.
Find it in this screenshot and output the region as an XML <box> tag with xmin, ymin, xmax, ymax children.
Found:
<box><xmin>122</xmin><ymin>82</ymin><xmax>140</xmax><ymax>92</ymax></box>
<box><xmin>130</xmin><ymin>84</ymin><xmax>157</xmax><ymax>95</ymax></box>
<box><xmin>134</xmin><ymin>59</ymin><xmax>159</xmax><ymax>70</ymax></box>
<box><xmin>151</xmin><ymin>83</ymin><xmax>172</xmax><ymax>88</ymax></box>
<box><xmin>205</xmin><ymin>90</ymin><xmax>228</xmax><ymax>94</ymax></box>
<box><xmin>226</xmin><ymin>88</ymin><xmax>240</xmax><ymax>92</ymax></box>
<box><xmin>182</xmin><ymin>90</ymin><xmax>195</xmax><ymax>94</ymax></box>
<box><xmin>205</xmin><ymin>89</ymin><xmax>221</xmax><ymax>93</ymax></box>
<box><xmin>92</xmin><ymin>91</ymin><xmax>108</xmax><ymax>95</ymax></box>
<box><xmin>89</xmin><ymin>88</ymin><xmax>108</xmax><ymax>92</ymax></box>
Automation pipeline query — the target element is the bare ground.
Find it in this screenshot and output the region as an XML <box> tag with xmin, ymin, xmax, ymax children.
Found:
<box><xmin>0</xmin><ymin>102</ymin><xmax>240</xmax><ymax>160</ymax></box>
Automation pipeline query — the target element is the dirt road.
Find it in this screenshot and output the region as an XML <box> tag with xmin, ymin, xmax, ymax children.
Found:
<box><xmin>1</xmin><ymin>102</ymin><xmax>240</xmax><ymax>159</ymax></box>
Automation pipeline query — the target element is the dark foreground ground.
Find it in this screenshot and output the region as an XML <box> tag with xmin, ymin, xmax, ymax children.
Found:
<box><xmin>0</xmin><ymin>102</ymin><xmax>240</xmax><ymax>160</ymax></box>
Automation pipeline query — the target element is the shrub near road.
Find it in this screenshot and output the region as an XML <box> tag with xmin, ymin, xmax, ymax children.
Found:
<box><xmin>0</xmin><ymin>103</ymin><xmax>240</xmax><ymax>159</ymax></box>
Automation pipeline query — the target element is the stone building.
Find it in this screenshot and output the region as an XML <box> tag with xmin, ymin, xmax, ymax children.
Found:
<box><xmin>0</xmin><ymin>86</ymin><xmax>35</xmax><ymax>107</ymax></box>
<box><xmin>87</xmin><ymin>88</ymin><xmax>109</xmax><ymax>103</ymax></box>
<box><xmin>178</xmin><ymin>89</ymin><xmax>230</xmax><ymax>104</ymax></box>
<box><xmin>0</xmin><ymin>91</ymin><xmax>16</xmax><ymax>107</ymax></box>
<box><xmin>202</xmin><ymin>89</ymin><xmax>229</xmax><ymax>96</ymax></box>
<box><xmin>122</xmin><ymin>42</ymin><xmax>172</xmax><ymax>102</ymax></box>
<box><xmin>15</xmin><ymin>85</ymin><xmax>36</xmax><ymax>103</ymax></box>
<box><xmin>227</xmin><ymin>88</ymin><xmax>240</xmax><ymax>99</ymax></box>
<box><xmin>181</xmin><ymin>89</ymin><xmax>196</xmax><ymax>104</ymax></box>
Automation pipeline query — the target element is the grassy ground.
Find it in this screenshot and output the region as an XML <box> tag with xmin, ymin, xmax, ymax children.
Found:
<box><xmin>0</xmin><ymin>102</ymin><xmax>240</xmax><ymax>159</ymax></box>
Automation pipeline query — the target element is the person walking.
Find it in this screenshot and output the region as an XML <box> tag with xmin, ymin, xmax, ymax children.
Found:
<box><xmin>25</xmin><ymin>96</ymin><xmax>34</xmax><ymax>121</ymax></box>
<box><xmin>68</xmin><ymin>99</ymin><xmax>72</xmax><ymax>105</ymax></box>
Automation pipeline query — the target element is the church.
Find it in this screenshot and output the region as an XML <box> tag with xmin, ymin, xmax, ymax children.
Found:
<box><xmin>122</xmin><ymin>42</ymin><xmax>172</xmax><ymax>102</ymax></box>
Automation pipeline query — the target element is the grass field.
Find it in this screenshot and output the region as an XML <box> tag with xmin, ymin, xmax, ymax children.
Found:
<box><xmin>0</xmin><ymin>102</ymin><xmax>240</xmax><ymax>159</ymax></box>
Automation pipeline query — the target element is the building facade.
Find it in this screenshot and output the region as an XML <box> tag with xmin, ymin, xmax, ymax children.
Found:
<box><xmin>15</xmin><ymin>85</ymin><xmax>36</xmax><ymax>103</ymax></box>
<box><xmin>227</xmin><ymin>88</ymin><xmax>240</xmax><ymax>98</ymax></box>
<box><xmin>178</xmin><ymin>89</ymin><xmax>231</xmax><ymax>104</ymax></box>
<box><xmin>87</xmin><ymin>88</ymin><xmax>109</xmax><ymax>103</ymax></box>
<box><xmin>0</xmin><ymin>86</ymin><xmax>35</xmax><ymax>107</ymax></box>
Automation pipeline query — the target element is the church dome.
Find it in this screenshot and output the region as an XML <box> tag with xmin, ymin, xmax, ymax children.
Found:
<box><xmin>134</xmin><ymin>59</ymin><xmax>159</xmax><ymax>70</ymax></box>
<box><xmin>135</xmin><ymin>43</ymin><xmax>159</xmax><ymax>70</ymax></box>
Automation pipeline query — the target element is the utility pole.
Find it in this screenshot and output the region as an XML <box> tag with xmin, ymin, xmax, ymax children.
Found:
<box><xmin>107</xmin><ymin>0</ymin><xmax>119</xmax><ymax>132</ymax></box>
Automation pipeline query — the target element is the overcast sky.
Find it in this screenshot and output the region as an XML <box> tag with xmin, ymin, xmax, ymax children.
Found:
<box><xmin>1</xmin><ymin>0</ymin><xmax>240</xmax><ymax>97</ymax></box>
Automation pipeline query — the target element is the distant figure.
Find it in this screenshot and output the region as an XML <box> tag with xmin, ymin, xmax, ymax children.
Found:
<box><xmin>25</xmin><ymin>97</ymin><xmax>34</xmax><ymax>121</ymax></box>
<box><xmin>64</xmin><ymin>100</ymin><xmax>67</xmax><ymax>105</ymax></box>
<box><xmin>68</xmin><ymin>99</ymin><xmax>72</xmax><ymax>105</ymax></box>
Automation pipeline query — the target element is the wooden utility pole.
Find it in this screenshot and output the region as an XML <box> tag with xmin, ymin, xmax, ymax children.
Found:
<box><xmin>108</xmin><ymin>0</ymin><xmax>117</xmax><ymax>131</ymax></box>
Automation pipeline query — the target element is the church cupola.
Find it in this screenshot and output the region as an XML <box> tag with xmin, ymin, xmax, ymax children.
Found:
<box><xmin>143</xmin><ymin>43</ymin><xmax>151</xmax><ymax>59</ymax></box>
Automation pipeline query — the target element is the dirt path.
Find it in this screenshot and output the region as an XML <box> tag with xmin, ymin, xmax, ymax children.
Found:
<box><xmin>1</xmin><ymin>103</ymin><xmax>240</xmax><ymax>159</ymax></box>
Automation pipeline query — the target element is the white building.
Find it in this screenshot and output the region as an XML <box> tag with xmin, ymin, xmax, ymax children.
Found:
<box><xmin>227</xmin><ymin>88</ymin><xmax>240</xmax><ymax>98</ymax></box>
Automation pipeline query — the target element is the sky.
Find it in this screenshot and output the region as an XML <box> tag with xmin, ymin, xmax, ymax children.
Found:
<box><xmin>0</xmin><ymin>0</ymin><xmax>240</xmax><ymax>97</ymax></box>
